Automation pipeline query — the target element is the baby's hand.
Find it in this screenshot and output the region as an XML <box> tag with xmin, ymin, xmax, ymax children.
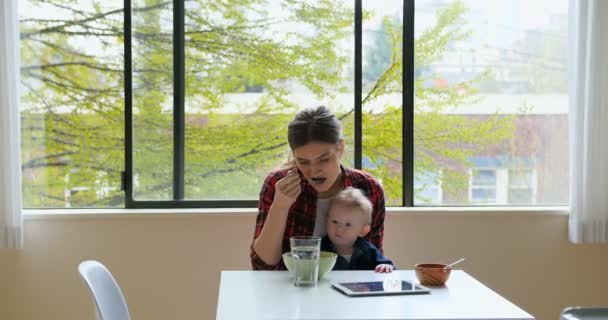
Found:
<box><xmin>374</xmin><ymin>264</ymin><xmax>394</xmax><ymax>273</ymax></box>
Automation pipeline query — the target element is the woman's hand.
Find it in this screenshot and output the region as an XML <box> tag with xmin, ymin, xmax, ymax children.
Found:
<box><xmin>273</xmin><ymin>169</ymin><xmax>302</xmax><ymax>209</ymax></box>
<box><xmin>252</xmin><ymin>169</ymin><xmax>301</xmax><ymax>267</ymax></box>
<box><xmin>375</xmin><ymin>264</ymin><xmax>394</xmax><ymax>273</ymax></box>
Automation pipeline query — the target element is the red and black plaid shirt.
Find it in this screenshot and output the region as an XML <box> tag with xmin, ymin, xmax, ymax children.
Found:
<box><xmin>250</xmin><ymin>165</ymin><xmax>386</xmax><ymax>270</ymax></box>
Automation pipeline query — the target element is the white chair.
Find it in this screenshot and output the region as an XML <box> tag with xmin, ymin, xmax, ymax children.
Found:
<box><xmin>78</xmin><ymin>260</ymin><xmax>131</xmax><ymax>320</ymax></box>
<box><xmin>561</xmin><ymin>307</ymin><xmax>608</xmax><ymax>320</ymax></box>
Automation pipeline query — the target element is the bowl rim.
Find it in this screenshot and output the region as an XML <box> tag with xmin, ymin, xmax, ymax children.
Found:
<box><xmin>414</xmin><ymin>263</ymin><xmax>450</xmax><ymax>269</ymax></box>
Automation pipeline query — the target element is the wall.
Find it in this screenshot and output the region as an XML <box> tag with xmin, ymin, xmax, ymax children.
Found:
<box><xmin>1</xmin><ymin>209</ymin><xmax>607</xmax><ymax>320</ymax></box>
<box><xmin>1</xmin><ymin>248</ymin><xmax>16</xmax><ymax>320</ymax></box>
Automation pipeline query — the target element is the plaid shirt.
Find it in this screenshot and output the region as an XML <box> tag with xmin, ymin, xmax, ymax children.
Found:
<box><xmin>250</xmin><ymin>165</ymin><xmax>386</xmax><ymax>270</ymax></box>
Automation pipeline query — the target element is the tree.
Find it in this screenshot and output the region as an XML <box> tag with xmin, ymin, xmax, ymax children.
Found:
<box><xmin>19</xmin><ymin>0</ymin><xmax>513</xmax><ymax>207</ymax></box>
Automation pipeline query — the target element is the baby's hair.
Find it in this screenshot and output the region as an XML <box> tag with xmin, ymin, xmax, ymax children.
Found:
<box><xmin>329</xmin><ymin>187</ymin><xmax>373</xmax><ymax>224</ymax></box>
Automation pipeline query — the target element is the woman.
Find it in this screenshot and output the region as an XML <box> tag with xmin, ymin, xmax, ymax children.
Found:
<box><xmin>250</xmin><ymin>106</ymin><xmax>386</xmax><ymax>270</ymax></box>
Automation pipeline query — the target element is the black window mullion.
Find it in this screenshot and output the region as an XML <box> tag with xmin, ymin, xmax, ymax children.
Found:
<box><xmin>173</xmin><ymin>0</ymin><xmax>185</xmax><ymax>200</ymax></box>
<box><xmin>403</xmin><ymin>0</ymin><xmax>415</xmax><ymax>206</ymax></box>
<box><xmin>124</xmin><ymin>0</ymin><xmax>134</xmax><ymax>207</ymax></box>
<box><xmin>354</xmin><ymin>0</ymin><xmax>362</xmax><ymax>170</ymax></box>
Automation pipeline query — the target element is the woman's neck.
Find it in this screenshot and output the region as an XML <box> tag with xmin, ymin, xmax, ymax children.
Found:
<box><xmin>318</xmin><ymin>171</ymin><xmax>343</xmax><ymax>199</ymax></box>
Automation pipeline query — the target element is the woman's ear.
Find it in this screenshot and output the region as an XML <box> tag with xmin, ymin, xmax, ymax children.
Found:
<box><xmin>359</xmin><ymin>224</ymin><xmax>371</xmax><ymax>237</ymax></box>
<box><xmin>338</xmin><ymin>139</ymin><xmax>345</xmax><ymax>156</ymax></box>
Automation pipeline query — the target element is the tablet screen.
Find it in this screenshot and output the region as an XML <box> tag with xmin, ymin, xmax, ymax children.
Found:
<box><xmin>339</xmin><ymin>280</ymin><xmax>423</xmax><ymax>293</ymax></box>
<box><xmin>332</xmin><ymin>279</ymin><xmax>430</xmax><ymax>296</ymax></box>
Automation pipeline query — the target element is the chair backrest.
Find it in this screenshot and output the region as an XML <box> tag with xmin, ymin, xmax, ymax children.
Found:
<box><xmin>561</xmin><ymin>307</ymin><xmax>608</xmax><ymax>320</ymax></box>
<box><xmin>78</xmin><ymin>260</ymin><xmax>131</xmax><ymax>320</ymax></box>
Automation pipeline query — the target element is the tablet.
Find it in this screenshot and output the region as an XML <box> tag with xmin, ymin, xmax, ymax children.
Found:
<box><xmin>331</xmin><ymin>279</ymin><xmax>430</xmax><ymax>297</ymax></box>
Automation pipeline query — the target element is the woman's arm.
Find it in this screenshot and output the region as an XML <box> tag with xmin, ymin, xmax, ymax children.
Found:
<box><xmin>250</xmin><ymin>170</ymin><xmax>301</xmax><ymax>269</ymax></box>
<box><xmin>366</xmin><ymin>178</ymin><xmax>386</xmax><ymax>253</ymax></box>
<box><xmin>252</xmin><ymin>201</ymin><xmax>291</xmax><ymax>266</ymax></box>
<box><xmin>369</xmin><ymin>192</ymin><xmax>385</xmax><ymax>252</ymax></box>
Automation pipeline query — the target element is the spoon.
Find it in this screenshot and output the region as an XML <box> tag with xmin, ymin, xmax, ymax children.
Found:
<box><xmin>444</xmin><ymin>258</ymin><xmax>466</xmax><ymax>270</ymax></box>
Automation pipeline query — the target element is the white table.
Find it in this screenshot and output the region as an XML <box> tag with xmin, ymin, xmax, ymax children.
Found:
<box><xmin>216</xmin><ymin>270</ymin><xmax>534</xmax><ymax>320</ymax></box>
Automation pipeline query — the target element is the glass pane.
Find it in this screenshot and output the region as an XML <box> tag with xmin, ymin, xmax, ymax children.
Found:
<box><xmin>508</xmin><ymin>188</ymin><xmax>534</xmax><ymax>204</ymax></box>
<box><xmin>472</xmin><ymin>169</ymin><xmax>496</xmax><ymax>186</ymax></box>
<box><xmin>417</xmin><ymin>187</ymin><xmax>441</xmax><ymax>204</ymax></box>
<box><xmin>415</xmin><ymin>171</ymin><xmax>442</xmax><ymax>204</ymax></box>
<box><xmin>362</xmin><ymin>0</ymin><xmax>403</xmax><ymax>206</ymax></box>
<box><xmin>472</xmin><ymin>188</ymin><xmax>496</xmax><ymax>203</ymax></box>
<box><xmin>509</xmin><ymin>169</ymin><xmax>533</xmax><ymax>187</ymax></box>
<box><xmin>415</xmin><ymin>0</ymin><xmax>569</xmax><ymax>205</ymax></box>
<box><xmin>183</xmin><ymin>1</ymin><xmax>354</xmax><ymax>200</ymax></box>
<box><xmin>20</xmin><ymin>0</ymin><xmax>124</xmax><ymax>208</ymax></box>
<box><xmin>131</xmin><ymin>0</ymin><xmax>173</xmax><ymax>200</ymax></box>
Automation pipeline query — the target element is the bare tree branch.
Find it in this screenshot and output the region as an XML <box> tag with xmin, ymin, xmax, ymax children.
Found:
<box><xmin>21</xmin><ymin>61</ymin><xmax>121</xmax><ymax>73</ymax></box>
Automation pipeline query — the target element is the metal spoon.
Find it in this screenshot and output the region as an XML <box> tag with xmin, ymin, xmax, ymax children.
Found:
<box><xmin>444</xmin><ymin>258</ymin><xmax>466</xmax><ymax>270</ymax></box>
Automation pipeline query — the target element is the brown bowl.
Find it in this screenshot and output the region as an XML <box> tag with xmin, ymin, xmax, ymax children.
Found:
<box><xmin>415</xmin><ymin>263</ymin><xmax>451</xmax><ymax>286</ymax></box>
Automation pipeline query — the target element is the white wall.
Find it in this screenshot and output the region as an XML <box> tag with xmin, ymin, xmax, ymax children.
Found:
<box><xmin>1</xmin><ymin>209</ymin><xmax>607</xmax><ymax>320</ymax></box>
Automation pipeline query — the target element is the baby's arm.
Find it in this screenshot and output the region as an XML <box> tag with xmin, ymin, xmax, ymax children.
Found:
<box><xmin>368</xmin><ymin>241</ymin><xmax>394</xmax><ymax>273</ymax></box>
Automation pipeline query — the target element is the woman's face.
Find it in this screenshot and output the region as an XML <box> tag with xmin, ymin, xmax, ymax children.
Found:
<box><xmin>293</xmin><ymin>140</ymin><xmax>344</xmax><ymax>195</ymax></box>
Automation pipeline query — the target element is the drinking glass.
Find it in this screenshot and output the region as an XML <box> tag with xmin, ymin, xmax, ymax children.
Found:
<box><xmin>289</xmin><ymin>236</ymin><xmax>321</xmax><ymax>287</ymax></box>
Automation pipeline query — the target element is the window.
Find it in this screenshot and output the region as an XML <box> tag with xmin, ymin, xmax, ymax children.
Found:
<box><xmin>19</xmin><ymin>0</ymin><xmax>569</xmax><ymax>208</ymax></box>
<box><xmin>470</xmin><ymin>169</ymin><xmax>497</xmax><ymax>204</ymax></box>
<box><xmin>468</xmin><ymin>168</ymin><xmax>537</xmax><ymax>205</ymax></box>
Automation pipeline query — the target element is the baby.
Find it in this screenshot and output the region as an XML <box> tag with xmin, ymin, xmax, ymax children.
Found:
<box><xmin>321</xmin><ymin>187</ymin><xmax>394</xmax><ymax>272</ymax></box>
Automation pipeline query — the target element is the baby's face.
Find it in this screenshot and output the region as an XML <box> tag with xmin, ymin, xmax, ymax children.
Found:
<box><xmin>326</xmin><ymin>203</ymin><xmax>368</xmax><ymax>249</ymax></box>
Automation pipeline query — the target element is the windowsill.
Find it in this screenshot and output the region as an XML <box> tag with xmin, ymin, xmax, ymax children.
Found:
<box><xmin>387</xmin><ymin>206</ymin><xmax>568</xmax><ymax>215</ymax></box>
<box><xmin>23</xmin><ymin>206</ymin><xmax>569</xmax><ymax>220</ymax></box>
